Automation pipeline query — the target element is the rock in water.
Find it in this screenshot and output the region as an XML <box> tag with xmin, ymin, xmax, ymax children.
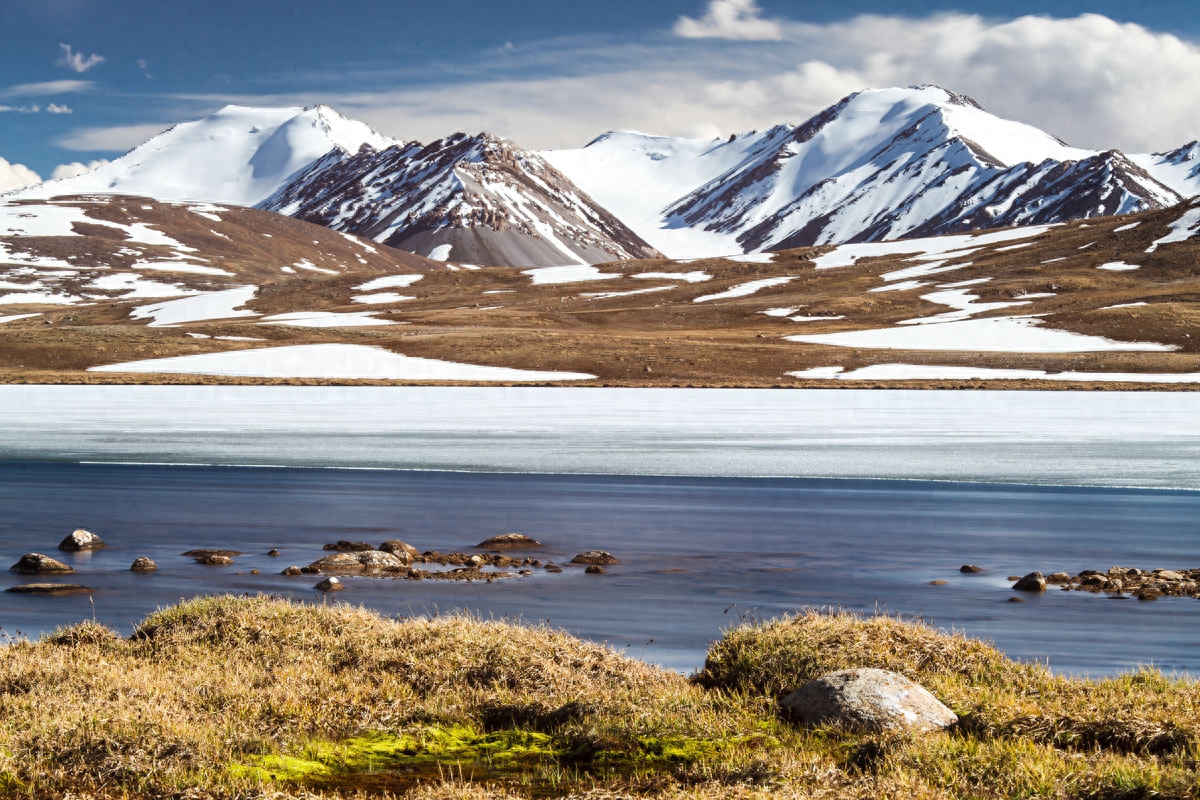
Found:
<box><xmin>1013</xmin><ymin>572</ymin><xmax>1047</xmax><ymax>592</ymax></box>
<box><xmin>322</xmin><ymin>540</ymin><xmax>374</xmax><ymax>552</ymax></box>
<box><xmin>782</xmin><ymin>668</ymin><xmax>958</xmax><ymax>733</ymax></box>
<box><xmin>314</xmin><ymin>577</ymin><xmax>344</xmax><ymax>592</ymax></box>
<box><xmin>58</xmin><ymin>528</ymin><xmax>107</xmax><ymax>551</ymax></box>
<box><xmin>959</xmin><ymin>564</ymin><xmax>984</xmax><ymax>573</ymax></box>
<box><xmin>6</xmin><ymin>583</ymin><xmax>93</xmax><ymax>595</ymax></box>
<box><xmin>570</xmin><ymin>550</ymin><xmax>619</xmax><ymax>565</ymax></box>
<box><xmin>130</xmin><ymin>557</ymin><xmax>158</xmax><ymax>572</ymax></box>
<box><xmin>379</xmin><ymin>540</ymin><xmax>419</xmax><ymax>559</ymax></box>
<box><xmin>476</xmin><ymin>533</ymin><xmax>543</xmax><ymax>549</ymax></box>
<box><xmin>304</xmin><ymin>550</ymin><xmax>407</xmax><ymax>574</ymax></box>
<box><xmin>195</xmin><ymin>554</ymin><xmax>233</xmax><ymax>566</ymax></box>
<box><xmin>9</xmin><ymin>553</ymin><xmax>75</xmax><ymax>574</ymax></box>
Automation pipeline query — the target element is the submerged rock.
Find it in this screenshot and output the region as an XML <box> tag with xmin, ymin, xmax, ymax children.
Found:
<box><xmin>782</xmin><ymin>668</ymin><xmax>957</xmax><ymax>733</ymax></box>
<box><xmin>959</xmin><ymin>564</ymin><xmax>984</xmax><ymax>574</ymax></box>
<box><xmin>6</xmin><ymin>583</ymin><xmax>93</xmax><ymax>595</ymax></box>
<box><xmin>476</xmin><ymin>533</ymin><xmax>543</xmax><ymax>549</ymax></box>
<box><xmin>182</xmin><ymin>549</ymin><xmax>242</xmax><ymax>558</ymax></box>
<box><xmin>9</xmin><ymin>553</ymin><xmax>75</xmax><ymax>575</ymax></box>
<box><xmin>584</xmin><ymin>565</ymin><xmax>606</xmax><ymax>575</ymax></box>
<box><xmin>130</xmin><ymin>557</ymin><xmax>158</xmax><ymax>572</ymax></box>
<box><xmin>267</xmin><ymin>548</ymin><xmax>281</xmax><ymax>557</ymax></box>
<box><xmin>570</xmin><ymin>550</ymin><xmax>619</xmax><ymax>565</ymax></box>
<box><xmin>58</xmin><ymin>529</ymin><xmax>106</xmax><ymax>552</ymax></box>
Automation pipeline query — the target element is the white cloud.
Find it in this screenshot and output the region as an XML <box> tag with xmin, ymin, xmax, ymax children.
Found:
<box><xmin>57</xmin><ymin>43</ymin><xmax>105</xmax><ymax>73</ymax></box>
<box><xmin>55</xmin><ymin>122</ymin><xmax>172</xmax><ymax>152</ymax></box>
<box><xmin>45</xmin><ymin>103</ymin><xmax>72</xmax><ymax>114</ymax></box>
<box><xmin>0</xmin><ymin>79</ymin><xmax>93</xmax><ymax>99</ymax></box>
<box><xmin>0</xmin><ymin>157</ymin><xmax>42</xmax><ymax>192</ymax></box>
<box><xmin>50</xmin><ymin>159</ymin><xmax>109</xmax><ymax>180</ymax></box>
<box><xmin>674</xmin><ymin>0</ymin><xmax>783</xmax><ymax>41</ymax></box>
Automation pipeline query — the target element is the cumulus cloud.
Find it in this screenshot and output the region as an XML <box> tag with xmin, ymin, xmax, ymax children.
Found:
<box><xmin>674</xmin><ymin>0</ymin><xmax>783</xmax><ymax>41</ymax></box>
<box><xmin>55</xmin><ymin>122</ymin><xmax>172</xmax><ymax>152</ymax></box>
<box><xmin>0</xmin><ymin>157</ymin><xmax>42</xmax><ymax>192</ymax></box>
<box><xmin>50</xmin><ymin>159</ymin><xmax>109</xmax><ymax>180</ymax></box>
<box><xmin>45</xmin><ymin>103</ymin><xmax>72</xmax><ymax>114</ymax></box>
<box><xmin>57</xmin><ymin>43</ymin><xmax>105</xmax><ymax>73</ymax></box>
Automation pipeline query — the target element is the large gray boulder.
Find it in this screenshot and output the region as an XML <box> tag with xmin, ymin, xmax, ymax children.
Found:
<box><xmin>782</xmin><ymin>668</ymin><xmax>957</xmax><ymax>733</ymax></box>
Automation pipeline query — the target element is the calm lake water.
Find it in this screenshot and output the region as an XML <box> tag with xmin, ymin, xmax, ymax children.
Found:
<box><xmin>1</xmin><ymin>462</ymin><xmax>1197</xmax><ymax>675</ymax></box>
<box><xmin>1</xmin><ymin>386</ymin><xmax>1198</xmax><ymax>674</ymax></box>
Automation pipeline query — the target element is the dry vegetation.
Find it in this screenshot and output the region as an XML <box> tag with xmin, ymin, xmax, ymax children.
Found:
<box><xmin>0</xmin><ymin>596</ymin><xmax>1197</xmax><ymax>799</ymax></box>
<box><xmin>1</xmin><ymin>197</ymin><xmax>1199</xmax><ymax>388</ymax></box>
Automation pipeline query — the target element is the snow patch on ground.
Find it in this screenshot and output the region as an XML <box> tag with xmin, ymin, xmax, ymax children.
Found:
<box><xmin>131</xmin><ymin>286</ymin><xmax>259</xmax><ymax>328</ymax></box>
<box><xmin>351</xmin><ymin>293</ymin><xmax>413</xmax><ymax>305</ymax></box>
<box><xmin>354</xmin><ymin>274</ymin><xmax>423</xmax><ymax>291</ymax></box>
<box><xmin>1147</xmin><ymin>207</ymin><xmax>1200</xmax><ymax>252</ymax></box>
<box><xmin>869</xmin><ymin>280</ymin><xmax>928</xmax><ymax>293</ymax></box>
<box><xmin>1103</xmin><ymin>301</ymin><xmax>1149</xmax><ymax>309</ymax></box>
<box><xmin>1097</xmin><ymin>262</ymin><xmax>1140</xmax><ymax>271</ymax></box>
<box><xmin>812</xmin><ymin>227</ymin><xmax>1051</xmax><ymax>270</ymax></box>
<box><xmin>789</xmin><ymin>315</ymin><xmax>845</xmax><ymax>322</ymax></box>
<box><xmin>785</xmin><ymin>316</ymin><xmax>1176</xmax><ymax>353</ymax></box>
<box><xmin>693</xmin><ymin>277</ymin><xmax>794</xmax><ymax>303</ymax></box>
<box><xmin>789</xmin><ymin>363</ymin><xmax>1200</xmax><ymax>383</ymax></box>
<box><xmin>131</xmin><ymin>261</ymin><xmax>233</xmax><ymax>276</ymax></box>
<box><xmin>1113</xmin><ymin>221</ymin><xmax>1141</xmax><ymax>233</ymax></box>
<box><xmin>726</xmin><ymin>253</ymin><xmax>775</xmax><ymax>264</ymax></box>
<box><xmin>427</xmin><ymin>244</ymin><xmax>453</xmax><ymax>261</ymax></box>
<box><xmin>582</xmin><ymin>285</ymin><xmax>675</xmax><ymax>301</ymax></box>
<box><xmin>258</xmin><ymin>311</ymin><xmax>396</xmax><ymax>328</ymax></box>
<box><xmin>762</xmin><ymin>307</ymin><xmax>800</xmax><ymax>317</ymax></box>
<box><xmin>633</xmin><ymin>271</ymin><xmax>711</xmax><ymax>283</ymax></box>
<box><xmin>88</xmin><ymin>343</ymin><xmax>595</xmax><ymax>381</ymax></box>
<box><xmin>87</xmin><ymin>273</ymin><xmax>196</xmax><ymax>298</ymax></box>
<box><xmin>524</xmin><ymin>265</ymin><xmax>621</xmax><ymax>285</ymax></box>
<box><xmin>0</xmin><ymin>312</ymin><xmax>41</xmax><ymax>324</ymax></box>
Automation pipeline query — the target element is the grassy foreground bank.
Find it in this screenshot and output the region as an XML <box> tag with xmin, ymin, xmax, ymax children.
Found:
<box><xmin>0</xmin><ymin>596</ymin><xmax>1197</xmax><ymax>799</ymax></box>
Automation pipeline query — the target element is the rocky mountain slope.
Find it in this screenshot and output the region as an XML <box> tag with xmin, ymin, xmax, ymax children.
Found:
<box><xmin>545</xmin><ymin>86</ymin><xmax>1196</xmax><ymax>257</ymax></box>
<box><xmin>260</xmin><ymin>132</ymin><xmax>660</xmax><ymax>268</ymax></box>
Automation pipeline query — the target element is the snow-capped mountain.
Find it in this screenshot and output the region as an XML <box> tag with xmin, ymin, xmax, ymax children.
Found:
<box><xmin>1132</xmin><ymin>141</ymin><xmax>1200</xmax><ymax>199</ymax></box>
<box><xmin>545</xmin><ymin>86</ymin><xmax>1191</xmax><ymax>256</ymax></box>
<box><xmin>16</xmin><ymin>105</ymin><xmax>398</xmax><ymax>206</ymax></box>
<box><xmin>261</xmin><ymin>131</ymin><xmax>660</xmax><ymax>267</ymax></box>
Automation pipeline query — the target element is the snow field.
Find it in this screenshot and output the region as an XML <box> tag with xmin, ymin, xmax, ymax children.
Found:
<box><xmin>788</xmin><ymin>364</ymin><xmax>1200</xmax><ymax>383</ymax></box>
<box><xmin>693</xmin><ymin>277</ymin><xmax>794</xmax><ymax>303</ymax></box>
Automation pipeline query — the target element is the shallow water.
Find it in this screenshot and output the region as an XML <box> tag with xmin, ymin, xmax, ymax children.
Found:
<box><xmin>2</xmin><ymin>462</ymin><xmax>1197</xmax><ymax>675</ymax></box>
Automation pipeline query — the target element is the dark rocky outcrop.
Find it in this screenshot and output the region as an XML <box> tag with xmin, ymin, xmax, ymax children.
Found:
<box><xmin>58</xmin><ymin>529</ymin><xmax>106</xmax><ymax>552</ymax></box>
<box><xmin>9</xmin><ymin>553</ymin><xmax>75</xmax><ymax>575</ymax></box>
<box><xmin>1013</xmin><ymin>572</ymin><xmax>1047</xmax><ymax>592</ymax></box>
<box><xmin>322</xmin><ymin>540</ymin><xmax>374</xmax><ymax>552</ymax></box>
<box><xmin>5</xmin><ymin>583</ymin><xmax>93</xmax><ymax>595</ymax></box>
<box><xmin>570</xmin><ymin>551</ymin><xmax>619</xmax><ymax>566</ymax></box>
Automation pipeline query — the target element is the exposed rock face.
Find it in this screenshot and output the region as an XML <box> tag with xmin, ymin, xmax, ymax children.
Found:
<box><xmin>5</xmin><ymin>583</ymin><xmax>93</xmax><ymax>595</ymax></box>
<box><xmin>322</xmin><ymin>540</ymin><xmax>374</xmax><ymax>552</ymax></box>
<box><xmin>304</xmin><ymin>550</ymin><xmax>407</xmax><ymax>574</ymax></box>
<box><xmin>9</xmin><ymin>553</ymin><xmax>75</xmax><ymax>574</ymax></box>
<box><xmin>1013</xmin><ymin>572</ymin><xmax>1047</xmax><ymax>592</ymax></box>
<box><xmin>58</xmin><ymin>529</ymin><xmax>107</xmax><ymax>551</ymax></box>
<box><xmin>477</xmin><ymin>534</ymin><xmax>543</xmax><ymax>549</ymax></box>
<box><xmin>570</xmin><ymin>551</ymin><xmax>619</xmax><ymax>565</ymax></box>
<box><xmin>130</xmin><ymin>557</ymin><xmax>158</xmax><ymax>572</ymax></box>
<box><xmin>782</xmin><ymin>668</ymin><xmax>958</xmax><ymax>733</ymax></box>
<box><xmin>379</xmin><ymin>540</ymin><xmax>419</xmax><ymax>560</ymax></box>
<box><xmin>314</xmin><ymin>577</ymin><xmax>344</xmax><ymax>592</ymax></box>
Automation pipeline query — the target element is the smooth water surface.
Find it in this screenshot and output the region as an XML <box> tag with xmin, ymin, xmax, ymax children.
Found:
<box><xmin>1</xmin><ymin>462</ymin><xmax>1197</xmax><ymax>675</ymax></box>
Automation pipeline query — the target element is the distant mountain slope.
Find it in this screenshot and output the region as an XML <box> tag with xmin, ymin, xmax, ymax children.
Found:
<box><xmin>1132</xmin><ymin>141</ymin><xmax>1200</xmax><ymax>198</ymax></box>
<box><xmin>13</xmin><ymin>105</ymin><xmax>398</xmax><ymax>206</ymax></box>
<box><xmin>261</xmin><ymin>132</ymin><xmax>661</xmax><ymax>268</ymax></box>
<box><xmin>546</xmin><ymin>86</ymin><xmax>1190</xmax><ymax>256</ymax></box>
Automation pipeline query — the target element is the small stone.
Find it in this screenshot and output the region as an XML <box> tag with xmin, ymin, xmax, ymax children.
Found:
<box><xmin>476</xmin><ymin>533</ymin><xmax>543</xmax><ymax>549</ymax></box>
<box><xmin>584</xmin><ymin>565</ymin><xmax>606</xmax><ymax>574</ymax></box>
<box><xmin>1136</xmin><ymin>588</ymin><xmax>1162</xmax><ymax>601</ymax></box>
<box><xmin>544</xmin><ymin>564</ymin><xmax>563</xmax><ymax>573</ymax></box>
<box><xmin>959</xmin><ymin>565</ymin><xmax>984</xmax><ymax>573</ymax></box>
<box><xmin>1007</xmin><ymin>575</ymin><xmax>1022</xmax><ymax>581</ymax></box>
<box><xmin>314</xmin><ymin>577</ymin><xmax>344</xmax><ymax>592</ymax></box>
<box><xmin>6</xmin><ymin>583</ymin><xmax>93</xmax><ymax>595</ymax></box>
<box><xmin>9</xmin><ymin>553</ymin><xmax>75</xmax><ymax>575</ymax></box>
<box><xmin>1047</xmin><ymin>572</ymin><xmax>1071</xmax><ymax>583</ymax></box>
<box><xmin>782</xmin><ymin>668</ymin><xmax>957</xmax><ymax>733</ymax></box>
<box><xmin>570</xmin><ymin>550</ymin><xmax>619</xmax><ymax>565</ymax></box>
<box><xmin>58</xmin><ymin>529</ymin><xmax>107</xmax><ymax>552</ymax></box>
<box><xmin>267</xmin><ymin>549</ymin><xmax>281</xmax><ymax>557</ymax></box>
<box><xmin>466</xmin><ymin>555</ymin><xmax>485</xmax><ymax>568</ymax></box>
<box><xmin>1154</xmin><ymin>570</ymin><xmax>1185</xmax><ymax>581</ymax></box>
<box><xmin>281</xmin><ymin>566</ymin><xmax>302</xmax><ymax>576</ymax></box>
<box><xmin>929</xmin><ymin>580</ymin><xmax>948</xmax><ymax>586</ymax></box>
<box><xmin>1013</xmin><ymin>572</ymin><xmax>1047</xmax><ymax>592</ymax></box>
<box><xmin>1007</xmin><ymin>596</ymin><xmax>1026</xmax><ymax>603</ymax></box>
<box><xmin>130</xmin><ymin>557</ymin><xmax>158</xmax><ymax>572</ymax></box>
<box><xmin>249</xmin><ymin>569</ymin><xmax>260</xmax><ymax>575</ymax></box>
<box><xmin>195</xmin><ymin>554</ymin><xmax>233</xmax><ymax>566</ymax></box>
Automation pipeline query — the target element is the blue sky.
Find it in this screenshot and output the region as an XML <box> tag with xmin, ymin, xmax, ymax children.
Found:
<box><xmin>3</xmin><ymin>0</ymin><xmax>1200</xmax><ymax>186</ymax></box>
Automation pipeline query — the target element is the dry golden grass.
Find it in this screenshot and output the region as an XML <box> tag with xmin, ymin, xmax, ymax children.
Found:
<box><xmin>0</xmin><ymin>597</ymin><xmax>1197</xmax><ymax>799</ymax></box>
